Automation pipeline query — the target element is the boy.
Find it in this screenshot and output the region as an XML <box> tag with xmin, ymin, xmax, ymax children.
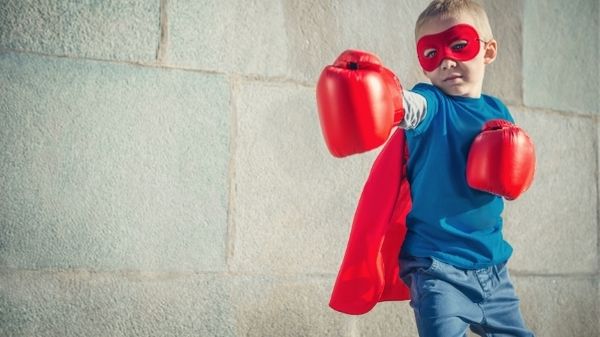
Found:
<box><xmin>316</xmin><ymin>0</ymin><xmax>536</xmax><ymax>336</ymax></box>
<box><xmin>398</xmin><ymin>1</ymin><xmax>535</xmax><ymax>336</ymax></box>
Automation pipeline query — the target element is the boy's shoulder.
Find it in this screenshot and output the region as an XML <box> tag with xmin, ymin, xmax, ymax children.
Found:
<box><xmin>480</xmin><ymin>93</ymin><xmax>512</xmax><ymax>119</ymax></box>
<box><xmin>411</xmin><ymin>82</ymin><xmax>439</xmax><ymax>96</ymax></box>
<box><xmin>411</xmin><ymin>82</ymin><xmax>508</xmax><ymax>109</ymax></box>
<box><xmin>480</xmin><ymin>92</ymin><xmax>514</xmax><ymax>122</ymax></box>
<box><xmin>481</xmin><ymin>92</ymin><xmax>508</xmax><ymax>108</ymax></box>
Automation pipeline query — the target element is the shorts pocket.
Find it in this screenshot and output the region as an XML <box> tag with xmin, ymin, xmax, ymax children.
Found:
<box><xmin>399</xmin><ymin>256</ymin><xmax>434</xmax><ymax>284</ymax></box>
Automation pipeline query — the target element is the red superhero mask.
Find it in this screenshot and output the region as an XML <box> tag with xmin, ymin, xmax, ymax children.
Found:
<box><xmin>417</xmin><ymin>24</ymin><xmax>482</xmax><ymax>72</ymax></box>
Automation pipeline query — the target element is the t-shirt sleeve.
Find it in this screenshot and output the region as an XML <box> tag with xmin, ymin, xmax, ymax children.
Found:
<box><xmin>489</xmin><ymin>95</ymin><xmax>515</xmax><ymax>123</ymax></box>
<box><xmin>408</xmin><ymin>83</ymin><xmax>440</xmax><ymax>136</ymax></box>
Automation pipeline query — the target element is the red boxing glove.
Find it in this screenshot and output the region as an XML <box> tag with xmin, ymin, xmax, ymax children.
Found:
<box><xmin>466</xmin><ymin>119</ymin><xmax>536</xmax><ymax>200</ymax></box>
<box><xmin>316</xmin><ymin>49</ymin><xmax>404</xmax><ymax>157</ymax></box>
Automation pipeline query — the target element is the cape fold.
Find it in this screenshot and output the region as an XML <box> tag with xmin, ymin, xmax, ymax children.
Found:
<box><xmin>329</xmin><ymin>128</ymin><xmax>412</xmax><ymax>315</ymax></box>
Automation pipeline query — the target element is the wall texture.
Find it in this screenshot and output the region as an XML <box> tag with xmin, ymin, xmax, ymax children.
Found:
<box><xmin>1</xmin><ymin>1</ymin><xmax>598</xmax><ymax>336</ymax></box>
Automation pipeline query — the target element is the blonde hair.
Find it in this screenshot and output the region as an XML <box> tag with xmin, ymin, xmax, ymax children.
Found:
<box><xmin>415</xmin><ymin>0</ymin><xmax>493</xmax><ymax>40</ymax></box>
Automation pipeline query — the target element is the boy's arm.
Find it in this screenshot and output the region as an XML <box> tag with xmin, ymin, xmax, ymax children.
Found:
<box><xmin>399</xmin><ymin>91</ymin><xmax>427</xmax><ymax>129</ymax></box>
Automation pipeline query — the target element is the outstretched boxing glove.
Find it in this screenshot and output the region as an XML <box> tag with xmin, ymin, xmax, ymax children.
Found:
<box><xmin>466</xmin><ymin>119</ymin><xmax>536</xmax><ymax>200</ymax></box>
<box><xmin>316</xmin><ymin>49</ymin><xmax>405</xmax><ymax>157</ymax></box>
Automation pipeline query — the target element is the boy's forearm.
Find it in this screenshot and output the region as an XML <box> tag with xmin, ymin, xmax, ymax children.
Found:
<box><xmin>399</xmin><ymin>90</ymin><xmax>427</xmax><ymax>129</ymax></box>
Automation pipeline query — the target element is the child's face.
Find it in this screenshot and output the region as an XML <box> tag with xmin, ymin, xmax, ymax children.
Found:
<box><xmin>416</xmin><ymin>14</ymin><xmax>497</xmax><ymax>98</ymax></box>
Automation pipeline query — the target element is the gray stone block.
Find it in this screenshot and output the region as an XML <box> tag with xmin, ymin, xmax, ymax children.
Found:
<box><xmin>230</xmin><ymin>79</ymin><xmax>380</xmax><ymax>274</ymax></box>
<box><xmin>0</xmin><ymin>0</ymin><xmax>159</xmax><ymax>63</ymax></box>
<box><xmin>167</xmin><ymin>0</ymin><xmax>430</xmax><ymax>86</ymax></box>
<box><xmin>0</xmin><ymin>52</ymin><xmax>230</xmax><ymax>272</ymax></box>
<box><xmin>353</xmin><ymin>302</ymin><xmax>418</xmax><ymax>337</ymax></box>
<box><xmin>167</xmin><ymin>0</ymin><xmax>288</xmax><ymax>77</ymax></box>
<box><xmin>523</xmin><ymin>0</ymin><xmax>599</xmax><ymax>113</ymax></box>
<box><xmin>512</xmin><ymin>275</ymin><xmax>598</xmax><ymax>337</ymax></box>
<box><xmin>597</xmin><ymin>278</ymin><xmax>600</xmax><ymax>334</ymax></box>
<box><xmin>0</xmin><ymin>270</ymin><xmax>236</xmax><ymax>337</ymax></box>
<box><xmin>229</xmin><ymin>275</ymin><xmax>349</xmax><ymax>337</ymax></box>
<box><xmin>503</xmin><ymin>108</ymin><xmax>597</xmax><ymax>274</ymax></box>
<box><xmin>481</xmin><ymin>0</ymin><xmax>524</xmax><ymax>105</ymax></box>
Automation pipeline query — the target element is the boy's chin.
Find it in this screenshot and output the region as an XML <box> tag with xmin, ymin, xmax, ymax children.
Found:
<box><xmin>438</xmin><ymin>83</ymin><xmax>480</xmax><ymax>98</ymax></box>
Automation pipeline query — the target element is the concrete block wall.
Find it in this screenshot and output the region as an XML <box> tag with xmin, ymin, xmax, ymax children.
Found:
<box><xmin>0</xmin><ymin>0</ymin><xmax>597</xmax><ymax>336</ymax></box>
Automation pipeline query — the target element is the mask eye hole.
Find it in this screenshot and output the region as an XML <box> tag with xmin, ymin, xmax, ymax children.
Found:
<box><xmin>450</xmin><ymin>40</ymin><xmax>468</xmax><ymax>51</ymax></box>
<box><xmin>424</xmin><ymin>48</ymin><xmax>437</xmax><ymax>58</ymax></box>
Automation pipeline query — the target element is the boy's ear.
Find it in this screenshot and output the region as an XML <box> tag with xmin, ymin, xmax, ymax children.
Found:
<box><xmin>483</xmin><ymin>39</ymin><xmax>498</xmax><ymax>64</ymax></box>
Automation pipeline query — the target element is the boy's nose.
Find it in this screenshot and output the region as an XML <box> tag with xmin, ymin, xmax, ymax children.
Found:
<box><xmin>440</xmin><ymin>58</ymin><xmax>457</xmax><ymax>70</ymax></box>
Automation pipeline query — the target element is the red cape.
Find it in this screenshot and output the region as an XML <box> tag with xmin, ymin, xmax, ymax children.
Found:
<box><xmin>329</xmin><ymin>128</ymin><xmax>412</xmax><ymax>315</ymax></box>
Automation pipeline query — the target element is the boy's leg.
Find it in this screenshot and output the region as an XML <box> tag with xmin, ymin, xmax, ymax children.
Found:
<box><xmin>400</xmin><ymin>257</ymin><xmax>485</xmax><ymax>337</ymax></box>
<box><xmin>414</xmin><ymin>314</ymin><xmax>468</xmax><ymax>337</ymax></box>
<box><xmin>473</xmin><ymin>263</ymin><xmax>535</xmax><ymax>337</ymax></box>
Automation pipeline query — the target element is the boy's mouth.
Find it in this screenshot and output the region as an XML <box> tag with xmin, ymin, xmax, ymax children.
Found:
<box><xmin>443</xmin><ymin>74</ymin><xmax>463</xmax><ymax>82</ymax></box>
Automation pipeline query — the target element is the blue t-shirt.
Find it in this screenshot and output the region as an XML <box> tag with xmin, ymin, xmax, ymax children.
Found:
<box><xmin>400</xmin><ymin>83</ymin><xmax>514</xmax><ymax>269</ymax></box>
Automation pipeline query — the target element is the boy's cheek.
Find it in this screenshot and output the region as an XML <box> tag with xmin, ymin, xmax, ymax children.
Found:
<box><xmin>423</xmin><ymin>69</ymin><xmax>437</xmax><ymax>81</ymax></box>
<box><xmin>427</xmin><ymin>72</ymin><xmax>443</xmax><ymax>85</ymax></box>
